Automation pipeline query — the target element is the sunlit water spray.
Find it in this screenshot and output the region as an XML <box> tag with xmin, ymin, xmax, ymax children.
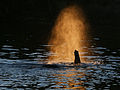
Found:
<box><xmin>48</xmin><ymin>5</ymin><xmax>90</xmax><ymax>64</ymax></box>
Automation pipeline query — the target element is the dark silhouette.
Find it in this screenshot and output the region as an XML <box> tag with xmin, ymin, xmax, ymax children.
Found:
<box><xmin>74</xmin><ymin>50</ymin><xmax>81</xmax><ymax>64</ymax></box>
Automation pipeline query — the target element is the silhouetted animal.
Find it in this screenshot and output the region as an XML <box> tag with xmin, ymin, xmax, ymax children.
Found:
<box><xmin>74</xmin><ymin>50</ymin><xmax>81</xmax><ymax>64</ymax></box>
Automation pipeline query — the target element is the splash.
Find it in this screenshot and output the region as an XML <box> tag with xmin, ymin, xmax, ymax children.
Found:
<box><xmin>48</xmin><ymin>5</ymin><xmax>90</xmax><ymax>63</ymax></box>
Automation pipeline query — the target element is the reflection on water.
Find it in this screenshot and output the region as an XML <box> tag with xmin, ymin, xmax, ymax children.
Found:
<box><xmin>52</xmin><ymin>68</ymin><xmax>86</xmax><ymax>89</ymax></box>
<box><xmin>0</xmin><ymin>37</ymin><xmax>120</xmax><ymax>89</ymax></box>
<box><xmin>51</xmin><ymin>64</ymin><xmax>120</xmax><ymax>89</ymax></box>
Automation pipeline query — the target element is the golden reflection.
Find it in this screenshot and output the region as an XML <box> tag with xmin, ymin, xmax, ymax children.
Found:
<box><xmin>48</xmin><ymin>5</ymin><xmax>90</xmax><ymax>63</ymax></box>
<box><xmin>52</xmin><ymin>68</ymin><xmax>87</xmax><ymax>89</ymax></box>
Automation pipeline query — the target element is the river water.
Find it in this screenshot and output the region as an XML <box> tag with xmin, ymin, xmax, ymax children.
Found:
<box><xmin>0</xmin><ymin>36</ymin><xmax>120</xmax><ymax>90</ymax></box>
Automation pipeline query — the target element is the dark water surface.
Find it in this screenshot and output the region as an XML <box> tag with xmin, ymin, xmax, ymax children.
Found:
<box><xmin>0</xmin><ymin>0</ymin><xmax>120</xmax><ymax>89</ymax></box>
<box><xmin>0</xmin><ymin>36</ymin><xmax>120</xmax><ymax>90</ymax></box>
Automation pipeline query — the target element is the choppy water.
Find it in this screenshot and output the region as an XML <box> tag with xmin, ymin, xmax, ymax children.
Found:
<box><xmin>0</xmin><ymin>38</ymin><xmax>120</xmax><ymax>89</ymax></box>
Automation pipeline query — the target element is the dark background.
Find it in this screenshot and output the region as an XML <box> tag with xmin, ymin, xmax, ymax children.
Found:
<box><xmin>0</xmin><ymin>0</ymin><xmax>120</xmax><ymax>49</ymax></box>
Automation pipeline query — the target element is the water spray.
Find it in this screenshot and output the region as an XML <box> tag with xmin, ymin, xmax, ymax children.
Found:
<box><xmin>48</xmin><ymin>5</ymin><xmax>89</xmax><ymax>64</ymax></box>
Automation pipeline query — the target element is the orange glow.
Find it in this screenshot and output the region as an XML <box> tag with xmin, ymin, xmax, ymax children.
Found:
<box><xmin>52</xmin><ymin>68</ymin><xmax>86</xmax><ymax>89</ymax></box>
<box><xmin>48</xmin><ymin>5</ymin><xmax>90</xmax><ymax>63</ymax></box>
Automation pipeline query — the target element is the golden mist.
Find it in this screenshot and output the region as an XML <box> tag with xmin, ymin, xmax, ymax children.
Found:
<box><xmin>48</xmin><ymin>5</ymin><xmax>90</xmax><ymax>63</ymax></box>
